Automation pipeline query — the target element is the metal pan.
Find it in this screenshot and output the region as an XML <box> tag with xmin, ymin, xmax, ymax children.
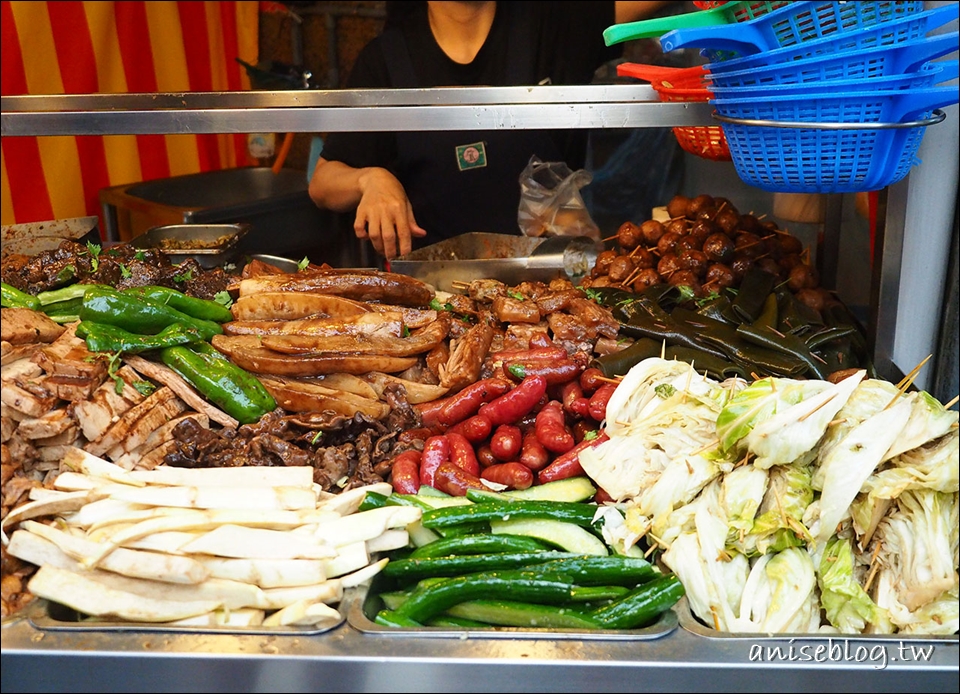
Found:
<box><xmin>344</xmin><ymin>575</ymin><xmax>678</xmax><ymax>641</ymax></box>
<box><xmin>129</xmin><ymin>223</ymin><xmax>250</xmax><ymax>269</ymax></box>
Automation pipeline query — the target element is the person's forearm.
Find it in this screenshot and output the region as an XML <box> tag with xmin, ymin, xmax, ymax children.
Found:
<box><xmin>308</xmin><ymin>158</ymin><xmax>368</xmax><ymax>212</ymax></box>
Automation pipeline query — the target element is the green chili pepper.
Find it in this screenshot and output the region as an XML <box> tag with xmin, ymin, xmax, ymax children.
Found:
<box><xmin>36</xmin><ymin>283</ymin><xmax>111</xmax><ymax>306</ymax></box>
<box><xmin>77</xmin><ymin>321</ymin><xmax>205</xmax><ymax>354</ymax></box>
<box><xmin>123</xmin><ymin>285</ymin><xmax>234</xmax><ymax>323</ymax></box>
<box><xmin>1</xmin><ymin>282</ymin><xmax>40</xmax><ymax>310</ymax></box>
<box><xmin>158</xmin><ymin>345</ymin><xmax>275</xmax><ymax>424</ymax></box>
<box><xmin>40</xmin><ymin>297</ymin><xmax>83</xmax><ymax>317</ymax></box>
<box><xmin>80</xmin><ymin>287</ymin><xmax>222</xmax><ymax>340</ymax></box>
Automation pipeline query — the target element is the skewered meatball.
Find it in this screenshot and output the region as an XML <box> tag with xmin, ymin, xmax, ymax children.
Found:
<box><xmin>640</xmin><ymin>219</ymin><xmax>665</xmax><ymax>246</ymax></box>
<box><xmin>657</xmin><ymin>231</ymin><xmax>682</xmax><ymax>256</ymax></box>
<box><xmin>607</xmin><ymin>255</ymin><xmax>637</xmax><ymax>283</ymax></box>
<box><xmin>702</xmin><ymin>232</ymin><xmax>736</xmax><ymax>264</ymax></box>
<box><xmin>686</xmin><ymin>194</ymin><xmax>715</xmax><ymax>219</ymax></box>
<box><xmin>617</xmin><ymin>221</ymin><xmax>643</xmax><ymax>251</ymax></box>
<box><xmin>667</xmin><ymin>194</ymin><xmax>691</xmax><ymax>219</ymax></box>
<box><xmin>593</xmin><ymin>249</ymin><xmax>618</xmax><ymax>277</ymax></box>
<box><xmin>632</xmin><ymin>268</ymin><xmax>661</xmax><ymax>291</ymax></box>
<box><xmin>631</xmin><ymin>247</ymin><xmax>656</xmax><ymax>269</ymax></box>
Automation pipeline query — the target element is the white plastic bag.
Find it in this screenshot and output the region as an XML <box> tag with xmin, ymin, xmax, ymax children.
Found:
<box><xmin>517</xmin><ymin>156</ymin><xmax>601</xmax><ymax>240</ymax></box>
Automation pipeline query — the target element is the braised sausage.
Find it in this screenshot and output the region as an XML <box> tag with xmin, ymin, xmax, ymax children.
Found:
<box><xmin>490</xmin><ymin>424</ymin><xmax>523</xmax><ymax>462</ymax></box>
<box><xmin>534</xmin><ymin>400</ymin><xmax>575</xmax><ymax>455</ymax></box>
<box><xmin>419</xmin><ymin>435</ymin><xmax>450</xmax><ymax>489</ymax></box>
<box><xmin>390</xmin><ymin>450</ymin><xmax>422</xmax><ymax>494</ymax></box>
<box><xmin>518</xmin><ymin>429</ymin><xmax>550</xmax><ymax>472</ymax></box>
<box><xmin>481</xmin><ymin>462</ymin><xmax>534</xmax><ymax>491</ymax></box>
<box><xmin>445</xmin><ymin>414</ymin><xmax>493</xmax><ymax>444</ymax></box>
<box><xmin>445</xmin><ymin>432</ymin><xmax>481</xmax><ymax>477</ymax></box>
<box><xmin>434</xmin><ymin>460</ymin><xmax>486</xmax><ymax>497</ymax></box>
<box><xmin>478</xmin><ymin>375</ymin><xmax>547</xmax><ymax>426</ymax></box>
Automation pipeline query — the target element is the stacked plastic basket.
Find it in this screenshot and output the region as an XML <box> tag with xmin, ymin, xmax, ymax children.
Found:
<box><xmin>605</xmin><ymin>1</ymin><xmax>792</xmax><ymax>162</ymax></box>
<box><xmin>608</xmin><ymin>1</ymin><xmax>960</xmax><ymax>193</ymax></box>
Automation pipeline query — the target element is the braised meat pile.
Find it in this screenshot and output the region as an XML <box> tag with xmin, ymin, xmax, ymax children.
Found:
<box><xmin>1</xmin><ymin>240</ymin><xmax>230</xmax><ymax>300</ymax></box>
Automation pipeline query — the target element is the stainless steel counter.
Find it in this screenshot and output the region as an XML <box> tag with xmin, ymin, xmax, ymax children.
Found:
<box><xmin>2</xmin><ymin>592</ymin><xmax>957</xmax><ymax>693</ymax></box>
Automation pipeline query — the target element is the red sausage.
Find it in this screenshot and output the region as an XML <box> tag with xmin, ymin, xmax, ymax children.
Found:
<box><xmin>535</xmin><ymin>400</ymin><xmax>575</xmax><ymax>454</ymax></box>
<box><xmin>573</xmin><ymin>419</ymin><xmax>600</xmax><ymax>443</ymax></box>
<box><xmin>490</xmin><ymin>424</ymin><xmax>523</xmax><ymax>462</ymax></box>
<box><xmin>570</xmin><ymin>397</ymin><xmax>592</xmax><ymax>419</ymax></box>
<box><xmin>503</xmin><ymin>359</ymin><xmax>583</xmax><ymax>386</ymax></box>
<box><xmin>414</xmin><ymin>399</ymin><xmax>447</xmax><ymax>428</ymax></box>
<box><xmin>588</xmin><ymin>383</ymin><xmax>618</xmax><ymax>423</ymax></box>
<box><xmin>445</xmin><ymin>432</ymin><xmax>481</xmax><ymax>477</ymax></box>
<box><xmin>518</xmin><ymin>429</ymin><xmax>550</xmax><ymax>471</ymax></box>
<box><xmin>434</xmin><ymin>459</ymin><xmax>486</xmax><ymax>497</ymax></box>
<box><xmin>537</xmin><ymin>431</ymin><xmax>609</xmax><ymax>484</ymax></box>
<box><xmin>559</xmin><ymin>379</ymin><xmax>584</xmax><ymax>417</ymax></box>
<box><xmin>445</xmin><ymin>414</ymin><xmax>493</xmax><ymax>444</ymax></box>
<box><xmin>478</xmin><ymin>375</ymin><xmax>548</xmax><ymax>426</ymax></box>
<box><xmin>476</xmin><ymin>444</ymin><xmax>499</xmax><ymax>469</ymax></box>
<box><xmin>389</xmin><ymin>450</ymin><xmax>422</xmax><ymax>494</ymax></box>
<box><xmin>579</xmin><ymin>367</ymin><xmax>606</xmax><ymax>394</ymax></box>
<box><xmin>419</xmin><ymin>435</ymin><xmax>450</xmax><ymax>489</ymax></box>
<box><xmin>593</xmin><ymin>486</ymin><xmax>616</xmax><ymax>504</ymax></box>
<box><xmin>437</xmin><ymin>377</ymin><xmax>513</xmax><ymax>427</ymax></box>
<box><xmin>481</xmin><ymin>462</ymin><xmax>534</xmax><ymax>491</ymax></box>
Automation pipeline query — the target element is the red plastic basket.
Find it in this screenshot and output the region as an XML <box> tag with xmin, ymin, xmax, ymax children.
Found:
<box><xmin>618</xmin><ymin>63</ymin><xmax>731</xmax><ymax>161</ymax></box>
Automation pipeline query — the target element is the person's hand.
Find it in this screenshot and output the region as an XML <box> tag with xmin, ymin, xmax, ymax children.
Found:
<box><xmin>354</xmin><ymin>168</ymin><xmax>427</xmax><ymax>259</ymax></box>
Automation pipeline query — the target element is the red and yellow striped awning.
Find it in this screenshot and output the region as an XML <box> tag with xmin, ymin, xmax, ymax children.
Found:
<box><xmin>1</xmin><ymin>1</ymin><xmax>260</xmax><ymax>226</ymax></box>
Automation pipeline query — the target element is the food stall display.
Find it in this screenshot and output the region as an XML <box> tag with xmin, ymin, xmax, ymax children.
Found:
<box><xmin>2</xmin><ymin>78</ymin><xmax>958</xmax><ymax>692</ymax></box>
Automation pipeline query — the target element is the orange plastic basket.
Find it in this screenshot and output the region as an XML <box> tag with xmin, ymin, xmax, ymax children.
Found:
<box><xmin>618</xmin><ymin>63</ymin><xmax>732</xmax><ymax>161</ymax></box>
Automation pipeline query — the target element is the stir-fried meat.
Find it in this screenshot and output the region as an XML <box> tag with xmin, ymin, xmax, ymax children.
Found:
<box><xmin>0</xmin><ymin>240</ymin><xmax>230</xmax><ymax>299</ymax></box>
<box><xmin>566</xmin><ymin>297</ymin><xmax>620</xmax><ymax>340</ymax></box>
<box><xmin>491</xmin><ymin>295</ymin><xmax>541</xmax><ymax>323</ymax></box>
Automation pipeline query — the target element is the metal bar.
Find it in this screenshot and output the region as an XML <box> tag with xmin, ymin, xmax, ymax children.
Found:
<box><xmin>1</xmin><ymin>85</ymin><xmax>664</xmax><ymax>110</ymax></box>
<box><xmin>817</xmin><ymin>193</ymin><xmax>844</xmax><ymax>291</ymax></box>
<box><xmin>2</xmin><ymin>102</ymin><xmax>712</xmax><ymax>137</ymax></box>
<box><xmin>869</xmin><ymin>181</ymin><xmax>908</xmax><ymax>384</ymax></box>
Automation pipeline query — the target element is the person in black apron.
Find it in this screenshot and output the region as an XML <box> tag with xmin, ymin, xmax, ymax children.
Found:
<box><xmin>309</xmin><ymin>1</ymin><xmax>673</xmax><ymax>259</ymax></box>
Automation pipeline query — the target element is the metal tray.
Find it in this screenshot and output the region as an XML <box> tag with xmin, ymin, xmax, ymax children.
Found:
<box><xmin>23</xmin><ymin>598</ymin><xmax>345</xmax><ymax>637</ymax></box>
<box><xmin>675</xmin><ymin>597</ymin><xmax>959</xmax><ymax>643</ymax></box>
<box><xmin>1</xmin><ymin>216</ymin><xmax>101</xmax><ymax>259</ymax></box>
<box><xmin>344</xmin><ymin>573</ymin><xmax>678</xmax><ymax>641</ymax></box>
<box><xmin>129</xmin><ymin>223</ymin><xmax>250</xmax><ymax>269</ymax></box>
<box><xmin>389</xmin><ymin>232</ymin><xmax>601</xmax><ymax>293</ymax></box>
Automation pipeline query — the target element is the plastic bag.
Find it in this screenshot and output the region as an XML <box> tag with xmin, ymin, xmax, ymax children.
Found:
<box><xmin>517</xmin><ymin>156</ymin><xmax>601</xmax><ymax>240</ymax></box>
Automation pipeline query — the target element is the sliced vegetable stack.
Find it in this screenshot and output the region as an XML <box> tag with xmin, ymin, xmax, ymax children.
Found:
<box><xmin>358</xmin><ymin>482</ymin><xmax>685</xmax><ymax>630</ymax></box>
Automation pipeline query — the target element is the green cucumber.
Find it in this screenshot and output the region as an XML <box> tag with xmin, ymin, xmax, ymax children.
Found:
<box><xmin>420</xmin><ymin>499</ymin><xmax>599</xmax><ymax>530</ymax></box>
<box><xmin>393</xmin><ymin>569</ymin><xmax>576</xmax><ymax>622</ymax></box>
<box><xmin>382</xmin><ymin>551</ymin><xmax>578</xmax><ymax>580</ymax></box>
<box><xmin>529</xmin><ymin>555</ymin><xmax>657</xmax><ymax>586</ymax></box>
<box><xmin>444</xmin><ymin>599</ymin><xmax>601</xmax><ymax>630</ymax></box>
<box><xmin>415</xmin><ymin>485</ymin><xmax>451</xmax><ymax>498</ymax></box>
<box><xmin>466</xmin><ymin>477</ymin><xmax>597</xmax><ymax>503</ymax></box>
<box><xmin>568</xmin><ymin>585</ymin><xmax>631</xmax><ymax>603</ymax></box>
<box><xmin>589</xmin><ymin>574</ymin><xmax>685</xmax><ymax>630</ymax></box>
<box><xmin>375</xmin><ymin>610</ymin><xmax>423</xmax><ymax>628</ymax></box>
<box><xmin>491</xmin><ymin>518</ymin><xmax>608</xmax><ymax>556</ymax></box>
<box><xmin>403</xmin><ymin>493</ymin><xmax>474</xmax><ymax>510</ymax></box>
<box><xmin>408</xmin><ymin>533</ymin><xmax>554</xmax><ymax>559</ymax></box>
<box><xmin>423</xmin><ymin>614</ymin><xmax>490</xmax><ymax>628</ymax></box>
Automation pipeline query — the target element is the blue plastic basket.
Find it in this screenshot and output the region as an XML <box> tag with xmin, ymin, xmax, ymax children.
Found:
<box><xmin>700</xmin><ymin>4</ymin><xmax>959</xmax><ymax>72</ymax></box>
<box><xmin>661</xmin><ymin>0</ymin><xmax>927</xmax><ymax>60</ymax></box>
<box><xmin>712</xmin><ymin>86</ymin><xmax>959</xmax><ymax>193</ymax></box>
<box><xmin>704</xmin><ymin>30</ymin><xmax>959</xmax><ymax>89</ymax></box>
<box><xmin>708</xmin><ymin>59</ymin><xmax>958</xmax><ymax>100</ymax></box>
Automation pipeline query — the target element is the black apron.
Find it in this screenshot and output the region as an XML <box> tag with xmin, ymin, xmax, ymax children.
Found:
<box><xmin>380</xmin><ymin>6</ymin><xmax>562</xmax><ymax>245</ymax></box>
